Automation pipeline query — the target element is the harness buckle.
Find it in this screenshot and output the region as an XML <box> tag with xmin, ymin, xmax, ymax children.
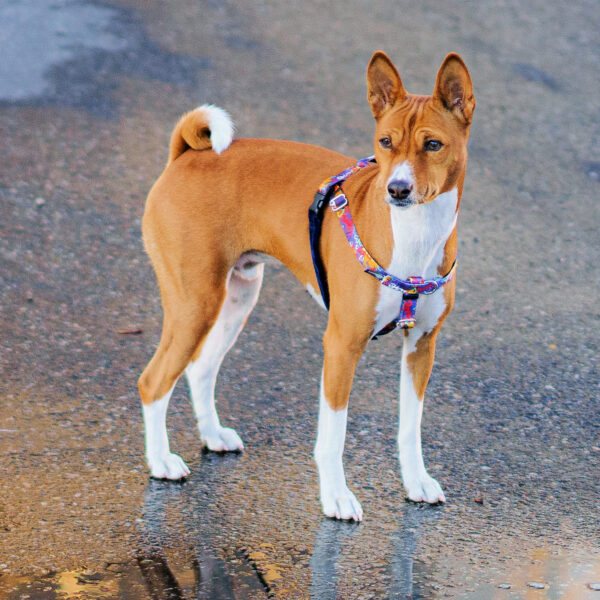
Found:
<box><xmin>398</xmin><ymin>318</ymin><xmax>416</xmax><ymax>329</ymax></box>
<box><xmin>309</xmin><ymin>191</ymin><xmax>327</xmax><ymax>215</ymax></box>
<box><xmin>329</xmin><ymin>190</ymin><xmax>348</xmax><ymax>211</ymax></box>
<box><xmin>397</xmin><ymin>290</ymin><xmax>420</xmax><ymax>329</ymax></box>
<box><xmin>420</xmin><ymin>280</ymin><xmax>439</xmax><ymax>294</ymax></box>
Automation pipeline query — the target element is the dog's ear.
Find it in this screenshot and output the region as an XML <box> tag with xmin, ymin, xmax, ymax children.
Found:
<box><xmin>433</xmin><ymin>53</ymin><xmax>475</xmax><ymax>124</ymax></box>
<box><xmin>367</xmin><ymin>51</ymin><xmax>407</xmax><ymax>118</ymax></box>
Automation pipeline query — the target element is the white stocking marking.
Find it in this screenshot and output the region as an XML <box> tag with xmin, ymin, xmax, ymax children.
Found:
<box><xmin>185</xmin><ymin>263</ymin><xmax>263</xmax><ymax>452</ymax></box>
<box><xmin>314</xmin><ymin>372</ymin><xmax>363</xmax><ymax>521</ymax></box>
<box><xmin>398</xmin><ymin>333</ymin><xmax>445</xmax><ymax>503</ymax></box>
<box><xmin>143</xmin><ymin>389</ymin><xmax>190</xmax><ymax>480</ymax></box>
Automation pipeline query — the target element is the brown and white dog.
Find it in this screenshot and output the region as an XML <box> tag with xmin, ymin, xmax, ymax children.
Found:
<box><xmin>138</xmin><ymin>51</ymin><xmax>475</xmax><ymax>521</ymax></box>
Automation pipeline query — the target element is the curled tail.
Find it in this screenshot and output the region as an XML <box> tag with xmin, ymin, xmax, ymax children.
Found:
<box><xmin>168</xmin><ymin>104</ymin><xmax>234</xmax><ymax>164</ymax></box>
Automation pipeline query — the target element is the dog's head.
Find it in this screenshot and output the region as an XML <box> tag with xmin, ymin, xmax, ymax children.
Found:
<box><xmin>367</xmin><ymin>52</ymin><xmax>475</xmax><ymax>208</ymax></box>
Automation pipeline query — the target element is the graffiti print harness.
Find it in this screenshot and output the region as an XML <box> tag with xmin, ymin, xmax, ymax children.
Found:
<box><xmin>308</xmin><ymin>156</ymin><xmax>457</xmax><ymax>338</ymax></box>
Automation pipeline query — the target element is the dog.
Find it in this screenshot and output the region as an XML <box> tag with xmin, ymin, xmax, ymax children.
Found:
<box><xmin>138</xmin><ymin>51</ymin><xmax>475</xmax><ymax>521</ymax></box>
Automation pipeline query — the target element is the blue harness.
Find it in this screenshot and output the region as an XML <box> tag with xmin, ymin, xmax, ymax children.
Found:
<box><xmin>308</xmin><ymin>156</ymin><xmax>457</xmax><ymax>338</ymax></box>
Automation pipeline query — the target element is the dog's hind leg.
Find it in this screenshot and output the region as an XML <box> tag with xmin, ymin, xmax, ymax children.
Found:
<box><xmin>139</xmin><ymin>275</ymin><xmax>229</xmax><ymax>480</ymax></box>
<box><xmin>185</xmin><ymin>257</ymin><xmax>264</xmax><ymax>452</ymax></box>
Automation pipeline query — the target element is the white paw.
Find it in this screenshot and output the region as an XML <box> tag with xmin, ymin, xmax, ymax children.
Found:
<box><xmin>148</xmin><ymin>452</ymin><xmax>190</xmax><ymax>480</ymax></box>
<box><xmin>320</xmin><ymin>486</ymin><xmax>363</xmax><ymax>522</ymax></box>
<box><xmin>201</xmin><ymin>426</ymin><xmax>244</xmax><ymax>452</ymax></box>
<box><xmin>403</xmin><ymin>471</ymin><xmax>446</xmax><ymax>504</ymax></box>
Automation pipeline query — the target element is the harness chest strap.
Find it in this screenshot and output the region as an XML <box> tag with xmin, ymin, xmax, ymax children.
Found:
<box><xmin>309</xmin><ymin>156</ymin><xmax>457</xmax><ymax>337</ymax></box>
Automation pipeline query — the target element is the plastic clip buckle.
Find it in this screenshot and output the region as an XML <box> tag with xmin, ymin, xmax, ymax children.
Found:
<box><xmin>310</xmin><ymin>191</ymin><xmax>327</xmax><ymax>215</ymax></box>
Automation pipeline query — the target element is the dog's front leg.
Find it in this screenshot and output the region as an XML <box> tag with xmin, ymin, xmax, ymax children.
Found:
<box><xmin>314</xmin><ymin>327</ymin><xmax>366</xmax><ymax>521</ymax></box>
<box><xmin>398</xmin><ymin>328</ymin><xmax>446</xmax><ymax>504</ymax></box>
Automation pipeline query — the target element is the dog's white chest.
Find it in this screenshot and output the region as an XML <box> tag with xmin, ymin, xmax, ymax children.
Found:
<box><xmin>373</xmin><ymin>188</ymin><xmax>458</xmax><ymax>334</ymax></box>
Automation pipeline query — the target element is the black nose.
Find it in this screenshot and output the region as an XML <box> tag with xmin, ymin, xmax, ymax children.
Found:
<box><xmin>387</xmin><ymin>180</ymin><xmax>413</xmax><ymax>200</ymax></box>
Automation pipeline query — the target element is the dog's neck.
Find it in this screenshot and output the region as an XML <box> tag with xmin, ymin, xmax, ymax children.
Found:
<box><xmin>386</xmin><ymin>187</ymin><xmax>459</xmax><ymax>280</ymax></box>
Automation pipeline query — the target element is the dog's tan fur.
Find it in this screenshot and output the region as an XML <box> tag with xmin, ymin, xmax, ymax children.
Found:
<box><xmin>139</xmin><ymin>52</ymin><xmax>473</xmax><ymax>410</ymax></box>
<box><xmin>138</xmin><ymin>51</ymin><xmax>474</xmax><ymax>516</ymax></box>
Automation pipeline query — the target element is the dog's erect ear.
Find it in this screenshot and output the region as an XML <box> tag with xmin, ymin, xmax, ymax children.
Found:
<box><xmin>433</xmin><ymin>53</ymin><xmax>475</xmax><ymax>124</ymax></box>
<box><xmin>367</xmin><ymin>51</ymin><xmax>407</xmax><ymax>118</ymax></box>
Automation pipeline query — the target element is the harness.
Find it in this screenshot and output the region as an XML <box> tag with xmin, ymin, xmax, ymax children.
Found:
<box><xmin>308</xmin><ymin>156</ymin><xmax>457</xmax><ymax>338</ymax></box>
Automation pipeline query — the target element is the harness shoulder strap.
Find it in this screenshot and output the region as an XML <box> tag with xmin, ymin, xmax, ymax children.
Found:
<box><xmin>309</xmin><ymin>156</ymin><xmax>456</xmax><ymax>339</ymax></box>
<box><xmin>308</xmin><ymin>157</ymin><xmax>376</xmax><ymax>310</ymax></box>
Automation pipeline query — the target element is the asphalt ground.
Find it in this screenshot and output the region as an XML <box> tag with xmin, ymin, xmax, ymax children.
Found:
<box><xmin>0</xmin><ymin>1</ymin><xmax>599</xmax><ymax>598</ymax></box>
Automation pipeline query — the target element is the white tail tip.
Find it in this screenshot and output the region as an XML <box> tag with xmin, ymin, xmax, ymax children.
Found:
<box><xmin>197</xmin><ymin>104</ymin><xmax>234</xmax><ymax>154</ymax></box>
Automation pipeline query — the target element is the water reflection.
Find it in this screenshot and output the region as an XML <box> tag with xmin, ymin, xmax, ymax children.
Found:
<box><xmin>2</xmin><ymin>480</ymin><xmax>598</xmax><ymax>599</ymax></box>
<box><xmin>387</xmin><ymin>502</ymin><xmax>443</xmax><ymax>599</ymax></box>
<box><xmin>139</xmin><ymin>479</ymin><xmax>266</xmax><ymax>599</ymax></box>
<box><xmin>139</xmin><ymin>480</ymin><xmax>443</xmax><ymax>599</ymax></box>
<box><xmin>308</xmin><ymin>501</ymin><xmax>442</xmax><ymax>599</ymax></box>
<box><xmin>0</xmin><ymin>485</ymin><xmax>443</xmax><ymax>599</ymax></box>
<box><xmin>309</xmin><ymin>518</ymin><xmax>360</xmax><ymax>599</ymax></box>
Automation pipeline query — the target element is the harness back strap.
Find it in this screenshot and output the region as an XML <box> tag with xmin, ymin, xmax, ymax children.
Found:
<box><xmin>308</xmin><ymin>190</ymin><xmax>331</xmax><ymax>308</ymax></box>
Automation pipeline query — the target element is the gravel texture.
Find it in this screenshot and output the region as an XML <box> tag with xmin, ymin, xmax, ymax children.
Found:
<box><xmin>0</xmin><ymin>0</ymin><xmax>598</xmax><ymax>598</ymax></box>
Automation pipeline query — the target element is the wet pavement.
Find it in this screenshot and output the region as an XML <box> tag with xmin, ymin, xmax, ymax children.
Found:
<box><xmin>0</xmin><ymin>0</ymin><xmax>599</xmax><ymax>598</ymax></box>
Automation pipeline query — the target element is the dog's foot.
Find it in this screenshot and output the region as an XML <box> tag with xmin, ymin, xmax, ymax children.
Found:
<box><xmin>320</xmin><ymin>486</ymin><xmax>363</xmax><ymax>522</ymax></box>
<box><xmin>403</xmin><ymin>471</ymin><xmax>446</xmax><ymax>504</ymax></box>
<box><xmin>148</xmin><ymin>452</ymin><xmax>190</xmax><ymax>480</ymax></box>
<box><xmin>201</xmin><ymin>426</ymin><xmax>244</xmax><ymax>452</ymax></box>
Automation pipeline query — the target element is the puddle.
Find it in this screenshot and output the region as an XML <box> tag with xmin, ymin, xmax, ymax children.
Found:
<box><xmin>511</xmin><ymin>62</ymin><xmax>561</xmax><ymax>91</ymax></box>
<box><xmin>0</xmin><ymin>0</ymin><xmax>127</xmax><ymax>102</ymax></box>
<box><xmin>2</xmin><ymin>548</ymin><xmax>598</xmax><ymax>599</ymax></box>
<box><xmin>0</xmin><ymin>553</ymin><xmax>268</xmax><ymax>600</ymax></box>
<box><xmin>459</xmin><ymin>549</ymin><xmax>600</xmax><ymax>599</ymax></box>
<box><xmin>1</xmin><ymin>539</ymin><xmax>600</xmax><ymax>600</ymax></box>
<box><xmin>0</xmin><ymin>0</ymin><xmax>209</xmax><ymax>116</ymax></box>
<box><xmin>2</xmin><ymin>482</ymin><xmax>599</xmax><ymax>598</ymax></box>
<box><xmin>0</xmin><ymin>567</ymin><xmax>135</xmax><ymax>600</ymax></box>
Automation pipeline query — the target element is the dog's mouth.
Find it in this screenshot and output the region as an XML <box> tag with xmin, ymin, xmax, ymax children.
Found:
<box><xmin>385</xmin><ymin>194</ymin><xmax>416</xmax><ymax>208</ymax></box>
<box><xmin>385</xmin><ymin>186</ymin><xmax>440</xmax><ymax>208</ymax></box>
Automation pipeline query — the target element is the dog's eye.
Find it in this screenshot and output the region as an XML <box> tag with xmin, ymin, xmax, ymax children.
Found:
<box><xmin>379</xmin><ymin>137</ymin><xmax>392</xmax><ymax>149</ymax></box>
<box><xmin>424</xmin><ymin>139</ymin><xmax>443</xmax><ymax>152</ymax></box>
